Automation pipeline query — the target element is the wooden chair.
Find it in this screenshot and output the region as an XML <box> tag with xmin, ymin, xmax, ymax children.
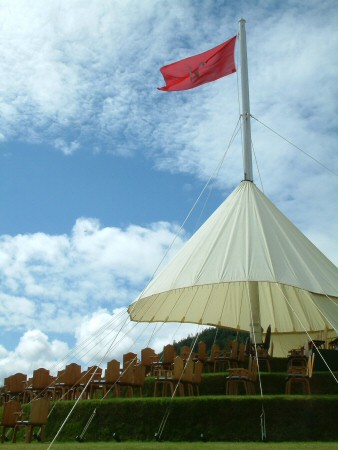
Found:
<box><xmin>77</xmin><ymin>366</ymin><xmax>103</xmax><ymax>399</ymax></box>
<box><xmin>285</xmin><ymin>353</ymin><xmax>315</xmax><ymax>394</ymax></box>
<box><xmin>141</xmin><ymin>347</ymin><xmax>159</xmax><ymax>375</ymax></box>
<box><xmin>226</xmin><ymin>356</ymin><xmax>258</xmax><ymax>395</ymax></box>
<box><xmin>1</xmin><ymin>400</ymin><xmax>22</xmax><ymax>443</ymax></box>
<box><xmin>130</xmin><ymin>364</ymin><xmax>146</xmax><ymax>397</ymax></box>
<box><xmin>123</xmin><ymin>352</ymin><xmax>138</xmax><ymax>368</ymax></box>
<box><xmin>181</xmin><ymin>358</ymin><xmax>194</xmax><ymax>396</ymax></box>
<box><xmin>223</xmin><ymin>340</ymin><xmax>239</xmax><ymax>369</ymax></box>
<box><xmin>194</xmin><ymin>341</ymin><xmax>207</xmax><ymax>364</ymax></box>
<box><xmin>205</xmin><ymin>344</ymin><xmax>221</xmax><ymax>372</ymax></box>
<box><xmin>153</xmin><ymin>356</ymin><xmax>184</xmax><ymax>397</ymax></box>
<box><xmin>116</xmin><ymin>363</ymin><xmax>134</xmax><ymax>397</ymax></box>
<box><xmin>188</xmin><ymin>361</ymin><xmax>204</xmax><ymax>396</ymax></box>
<box><xmin>102</xmin><ymin>360</ymin><xmax>120</xmax><ymax>398</ymax></box>
<box><xmin>53</xmin><ymin>363</ymin><xmax>81</xmax><ymax>400</ymax></box>
<box><xmin>23</xmin><ymin>368</ymin><xmax>55</xmax><ymax>402</ymax></box>
<box><xmin>180</xmin><ymin>346</ymin><xmax>192</xmax><ymax>361</ymax></box>
<box><xmin>254</xmin><ymin>346</ymin><xmax>272</xmax><ymax>372</ymax></box>
<box><xmin>12</xmin><ymin>398</ymin><xmax>49</xmax><ymax>443</ymax></box>
<box><xmin>151</xmin><ymin>344</ymin><xmax>176</xmax><ymax>375</ymax></box>
<box><xmin>5</xmin><ymin>373</ymin><xmax>27</xmax><ymax>403</ymax></box>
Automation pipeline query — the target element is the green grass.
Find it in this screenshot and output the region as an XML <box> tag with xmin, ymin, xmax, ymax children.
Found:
<box><xmin>1</xmin><ymin>442</ymin><xmax>338</xmax><ymax>450</ymax></box>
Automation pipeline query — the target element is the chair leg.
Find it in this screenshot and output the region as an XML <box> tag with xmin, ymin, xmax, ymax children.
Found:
<box><xmin>2</xmin><ymin>427</ymin><xmax>8</xmax><ymax>443</ymax></box>
<box><xmin>25</xmin><ymin>425</ymin><xmax>33</xmax><ymax>443</ymax></box>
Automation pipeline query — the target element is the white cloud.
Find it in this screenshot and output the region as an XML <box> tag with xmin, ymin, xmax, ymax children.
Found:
<box><xmin>54</xmin><ymin>139</ymin><xmax>80</xmax><ymax>155</ymax></box>
<box><xmin>0</xmin><ymin>329</ymin><xmax>69</xmax><ymax>381</ymax></box>
<box><xmin>0</xmin><ymin>218</ymin><xmax>185</xmax><ymax>335</ymax></box>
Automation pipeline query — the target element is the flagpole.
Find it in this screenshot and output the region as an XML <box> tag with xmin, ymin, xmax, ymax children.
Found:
<box><xmin>239</xmin><ymin>18</ymin><xmax>262</xmax><ymax>345</ymax></box>
<box><xmin>239</xmin><ymin>18</ymin><xmax>253</xmax><ymax>182</ymax></box>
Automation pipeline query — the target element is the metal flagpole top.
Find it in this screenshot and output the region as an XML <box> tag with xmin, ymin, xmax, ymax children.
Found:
<box><xmin>239</xmin><ymin>18</ymin><xmax>253</xmax><ymax>182</ymax></box>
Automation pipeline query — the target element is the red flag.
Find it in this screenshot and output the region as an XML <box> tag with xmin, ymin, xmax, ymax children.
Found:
<box><xmin>158</xmin><ymin>35</ymin><xmax>237</xmax><ymax>92</ymax></box>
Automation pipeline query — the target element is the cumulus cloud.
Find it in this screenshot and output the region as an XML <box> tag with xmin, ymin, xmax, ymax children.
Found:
<box><xmin>0</xmin><ymin>329</ymin><xmax>69</xmax><ymax>381</ymax></box>
<box><xmin>0</xmin><ymin>218</ymin><xmax>185</xmax><ymax>335</ymax></box>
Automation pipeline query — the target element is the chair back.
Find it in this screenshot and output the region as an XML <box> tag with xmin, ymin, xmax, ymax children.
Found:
<box><xmin>32</xmin><ymin>368</ymin><xmax>53</xmax><ymax>390</ymax></box>
<box><xmin>105</xmin><ymin>360</ymin><xmax>120</xmax><ymax>383</ymax></box>
<box><xmin>209</xmin><ymin>344</ymin><xmax>220</xmax><ymax>361</ymax></box>
<box><xmin>7</xmin><ymin>373</ymin><xmax>27</xmax><ymax>395</ymax></box>
<box><xmin>180</xmin><ymin>346</ymin><xmax>191</xmax><ymax>360</ymax></box>
<box><xmin>29</xmin><ymin>398</ymin><xmax>49</xmax><ymax>425</ymax></box>
<box><xmin>229</xmin><ymin>340</ymin><xmax>239</xmax><ymax>359</ymax></box>
<box><xmin>63</xmin><ymin>363</ymin><xmax>81</xmax><ymax>386</ymax></box>
<box><xmin>163</xmin><ymin>345</ymin><xmax>176</xmax><ymax>365</ymax></box>
<box><xmin>238</xmin><ymin>343</ymin><xmax>246</xmax><ymax>364</ymax></box>
<box><xmin>197</xmin><ymin>341</ymin><xmax>207</xmax><ymax>362</ymax></box>
<box><xmin>123</xmin><ymin>352</ymin><xmax>137</xmax><ymax>368</ymax></box>
<box><xmin>82</xmin><ymin>366</ymin><xmax>102</xmax><ymax>384</ymax></box>
<box><xmin>1</xmin><ymin>400</ymin><xmax>21</xmax><ymax>426</ymax></box>
<box><xmin>120</xmin><ymin>362</ymin><xmax>134</xmax><ymax>384</ymax></box>
<box><xmin>133</xmin><ymin>364</ymin><xmax>146</xmax><ymax>387</ymax></box>
<box><xmin>193</xmin><ymin>361</ymin><xmax>203</xmax><ymax>384</ymax></box>
<box><xmin>263</xmin><ymin>325</ymin><xmax>272</xmax><ymax>350</ymax></box>
<box><xmin>182</xmin><ymin>358</ymin><xmax>194</xmax><ymax>382</ymax></box>
<box><xmin>141</xmin><ymin>347</ymin><xmax>158</xmax><ymax>367</ymax></box>
<box><xmin>172</xmin><ymin>356</ymin><xmax>184</xmax><ymax>380</ymax></box>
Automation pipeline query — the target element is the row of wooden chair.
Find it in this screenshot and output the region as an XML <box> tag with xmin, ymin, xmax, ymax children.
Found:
<box><xmin>153</xmin><ymin>356</ymin><xmax>203</xmax><ymax>397</ymax></box>
<box><xmin>225</xmin><ymin>353</ymin><xmax>316</xmax><ymax>396</ymax></box>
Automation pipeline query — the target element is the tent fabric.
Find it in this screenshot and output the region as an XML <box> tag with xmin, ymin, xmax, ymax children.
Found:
<box><xmin>128</xmin><ymin>181</ymin><xmax>338</xmax><ymax>356</ymax></box>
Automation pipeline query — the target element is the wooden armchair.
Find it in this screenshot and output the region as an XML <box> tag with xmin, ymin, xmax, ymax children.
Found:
<box><xmin>285</xmin><ymin>353</ymin><xmax>315</xmax><ymax>394</ymax></box>
<box><xmin>153</xmin><ymin>356</ymin><xmax>184</xmax><ymax>397</ymax></box>
<box><xmin>1</xmin><ymin>400</ymin><xmax>22</xmax><ymax>443</ymax></box>
<box><xmin>226</xmin><ymin>356</ymin><xmax>258</xmax><ymax>395</ymax></box>
<box><xmin>12</xmin><ymin>398</ymin><xmax>49</xmax><ymax>443</ymax></box>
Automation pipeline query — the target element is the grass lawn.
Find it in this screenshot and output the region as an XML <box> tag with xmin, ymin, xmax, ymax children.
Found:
<box><xmin>1</xmin><ymin>442</ymin><xmax>338</xmax><ymax>450</ymax></box>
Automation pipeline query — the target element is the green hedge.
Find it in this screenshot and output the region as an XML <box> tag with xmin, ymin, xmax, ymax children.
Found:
<box><xmin>36</xmin><ymin>396</ymin><xmax>338</xmax><ymax>442</ymax></box>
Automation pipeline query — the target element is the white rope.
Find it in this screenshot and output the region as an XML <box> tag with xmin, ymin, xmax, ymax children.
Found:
<box><xmin>251</xmin><ymin>114</ymin><xmax>338</xmax><ymax>178</ymax></box>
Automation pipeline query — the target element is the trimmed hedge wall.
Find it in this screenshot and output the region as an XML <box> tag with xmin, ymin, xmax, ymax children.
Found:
<box><xmin>41</xmin><ymin>396</ymin><xmax>338</xmax><ymax>442</ymax></box>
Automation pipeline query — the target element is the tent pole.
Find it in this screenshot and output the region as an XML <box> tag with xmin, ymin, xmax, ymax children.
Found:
<box><xmin>239</xmin><ymin>19</ymin><xmax>262</xmax><ymax>343</ymax></box>
<box><xmin>248</xmin><ymin>281</ymin><xmax>263</xmax><ymax>344</ymax></box>
<box><xmin>239</xmin><ymin>18</ymin><xmax>253</xmax><ymax>182</ymax></box>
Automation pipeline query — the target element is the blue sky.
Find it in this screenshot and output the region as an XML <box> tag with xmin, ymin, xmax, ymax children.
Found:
<box><xmin>0</xmin><ymin>0</ymin><xmax>337</xmax><ymax>379</ymax></box>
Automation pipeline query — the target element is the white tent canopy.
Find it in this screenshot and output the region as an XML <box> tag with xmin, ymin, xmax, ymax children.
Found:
<box><xmin>129</xmin><ymin>181</ymin><xmax>338</xmax><ymax>357</ymax></box>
